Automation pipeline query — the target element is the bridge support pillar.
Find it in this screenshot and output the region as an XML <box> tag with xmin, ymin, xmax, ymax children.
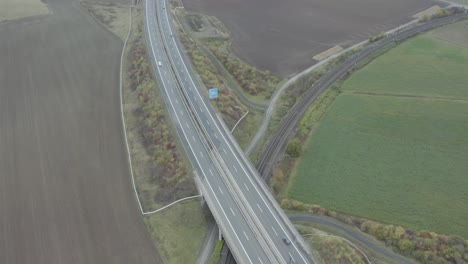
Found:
<box><xmin>192</xmin><ymin>170</ymin><xmax>206</xmax><ymax>206</ymax></box>
<box><xmin>198</xmin><ymin>193</ymin><xmax>205</xmax><ymax>207</ymax></box>
<box><xmin>218</xmin><ymin>227</ymin><xmax>223</xmax><ymax>241</ymax></box>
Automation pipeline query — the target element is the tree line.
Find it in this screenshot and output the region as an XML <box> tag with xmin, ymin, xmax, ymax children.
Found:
<box><xmin>281</xmin><ymin>199</ymin><xmax>468</xmax><ymax>264</ymax></box>
<box><xmin>128</xmin><ymin>24</ymin><xmax>196</xmax><ymax>203</ymax></box>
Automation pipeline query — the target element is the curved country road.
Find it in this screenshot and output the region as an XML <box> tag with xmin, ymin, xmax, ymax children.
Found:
<box><xmin>0</xmin><ymin>0</ymin><xmax>162</xmax><ymax>263</ymax></box>
<box><xmin>290</xmin><ymin>215</ymin><xmax>414</xmax><ymax>264</ymax></box>
<box><xmin>222</xmin><ymin>214</ymin><xmax>414</xmax><ymax>264</ymax></box>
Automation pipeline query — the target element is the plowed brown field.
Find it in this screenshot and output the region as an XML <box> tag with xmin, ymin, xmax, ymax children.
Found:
<box><xmin>183</xmin><ymin>0</ymin><xmax>442</xmax><ymax>76</ymax></box>
<box><xmin>0</xmin><ymin>0</ymin><xmax>162</xmax><ymax>263</ymax></box>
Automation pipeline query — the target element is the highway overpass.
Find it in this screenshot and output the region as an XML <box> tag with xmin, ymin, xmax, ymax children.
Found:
<box><xmin>144</xmin><ymin>0</ymin><xmax>315</xmax><ymax>263</ymax></box>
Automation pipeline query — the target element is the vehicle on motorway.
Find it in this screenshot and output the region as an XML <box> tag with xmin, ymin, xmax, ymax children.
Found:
<box><xmin>158</xmin><ymin>61</ymin><xmax>162</xmax><ymax>67</ymax></box>
<box><xmin>283</xmin><ymin>237</ymin><xmax>291</xmax><ymax>245</ymax></box>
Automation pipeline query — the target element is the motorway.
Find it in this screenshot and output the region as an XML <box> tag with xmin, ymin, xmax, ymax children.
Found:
<box><xmin>144</xmin><ymin>0</ymin><xmax>314</xmax><ymax>263</ymax></box>
<box><xmin>257</xmin><ymin>11</ymin><xmax>468</xmax><ymax>180</ymax></box>
<box><xmin>144</xmin><ymin>2</ymin><xmax>267</xmax><ymax>263</ymax></box>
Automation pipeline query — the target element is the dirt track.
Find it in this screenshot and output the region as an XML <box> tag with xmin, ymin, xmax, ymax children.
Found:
<box><xmin>183</xmin><ymin>0</ymin><xmax>441</xmax><ymax>76</ymax></box>
<box><xmin>0</xmin><ymin>0</ymin><xmax>162</xmax><ymax>263</ymax></box>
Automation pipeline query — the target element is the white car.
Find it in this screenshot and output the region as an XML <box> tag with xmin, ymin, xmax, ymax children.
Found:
<box><xmin>158</xmin><ymin>61</ymin><xmax>162</xmax><ymax>67</ymax></box>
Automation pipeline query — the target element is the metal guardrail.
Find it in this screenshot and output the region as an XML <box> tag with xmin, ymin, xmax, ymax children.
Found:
<box><xmin>150</xmin><ymin>0</ymin><xmax>318</xmax><ymax>262</ymax></box>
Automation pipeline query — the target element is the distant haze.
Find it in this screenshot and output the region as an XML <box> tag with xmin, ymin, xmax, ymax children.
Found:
<box><xmin>183</xmin><ymin>0</ymin><xmax>441</xmax><ymax>76</ymax></box>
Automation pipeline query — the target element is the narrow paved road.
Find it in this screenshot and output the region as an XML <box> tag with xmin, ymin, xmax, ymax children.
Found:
<box><xmin>290</xmin><ymin>215</ymin><xmax>414</xmax><ymax>264</ymax></box>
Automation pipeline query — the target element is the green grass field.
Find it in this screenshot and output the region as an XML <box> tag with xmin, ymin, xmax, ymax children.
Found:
<box><xmin>288</xmin><ymin>21</ymin><xmax>468</xmax><ymax>238</ymax></box>
<box><xmin>344</xmin><ymin>34</ymin><xmax>468</xmax><ymax>99</ymax></box>
<box><xmin>446</xmin><ymin>0</ymin><xmax>468</xmax><ymax>6</ymax></box>
<box><xmin>145</xmin><ymin>201</ymin><xmax>210</xmax><ymax>264</ymax></box>
<box><xmin>0</xmin><ymin>0</ymin><xmax>48</xmax><ymax>21</ymax></box>
<box><xmin>80</xmin><ymin>2</ymin><xmax>130</xmax><ymax>41</ymax></box>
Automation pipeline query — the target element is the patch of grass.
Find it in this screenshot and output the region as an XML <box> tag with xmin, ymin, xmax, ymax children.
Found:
<box><xmin>209</xmin><ymin>240</ymin><xmax>224</xmax><ymax>264</ymax></box>
<box><xmin>205</xmin><ymin>38</ymin><xmax>281</xmax><ymax>101</ymax></box>
<box><xmin>123</xmin><ymin>14</ymin><xmax>196</xmax><ymax>208</ymax></box>
<box><xmin>186</xmin><ymin>13</ymin><xmax>204</xmax><ymax>32</ymax></box>
<box><xmin>269</xmin><ymin>87</ymin><xmax>341</xmax><ymax>197</ymax></box>
<box><xmin>284</xmin><ymin>201</ymin><xmax>468</xmax><ymax>264</ymax></box>
<box><xmin>288</xmin><ymin>21</ymin><xmax>468</xmax><ymax>239</ymax></box>
<box><xmin>248</xmin><ymin>49</ymin><xmax>358</xmax><ymax>165</ymax></box>
<box><xmin>122</xmin><ymin>7</ymin><xmax>209</xmax><ymax>263</ymax></box>
<box><xmin>0</xmin><ymin>0</ymin><xmax>48</xmax><ymax>22</ymax></box>
<box><xmin>344</xmin><ymin>34</ymin><xmax>468</xmax><ymax>100</ymax></box>
<box><xmin>177</xmin><ymin>31</ymin><xmax>247</xmax><ymax>127</ymax></box>
<box><xmin>145</xmin><ymin>201</ymin><xmax>210</xmax><ymax>264</ymax></box>
<box><xmin>232</xmin><ymin>109</ymin><xmax>263</xmax><ymax>150</ymax></box>
<box><xmin>179</xmin><ymin>10</ymin><xmax>282</xmax><ymax>104</ymax></box>
<box><xmin>297</xmin><ymin>86</ymin><xmax>341</xmax><ymax>139</ymax></box>
<box><xmin>80</xmin><ymin>1</ymin><xmax>131</xmax><ymax>41</ymax></box>
<box><xmin>122</xmin><ymin>11</ymin><xmax>158</xmax><ymax>210</ymax></box>
<box><xmin>288</xmin><ymin>94</ymin><xmax>468</xmax><ymax>237</ymax></box>
<box><xmin>173</xmin><ymin>10</ymin><xmax>264</xmax><ymax>148</ymax></box>
<box><xmin>295</xmin><ymin>222</ymin><xmax>398</xmax><ymax>264</ymax></box>
<box><xmin>430</xmin><ymin>20</ymin><xmax>468</xmax><ymax>47</ymax></box>
<box><xmin>445</xmin><ymin>0</ymin><xmax>468</xmax><ymax>5</ymax></box>
<box><xmin>296</xmin><ymin>224</ymin><xmax>371</xmax><ymax>264</ymax></box>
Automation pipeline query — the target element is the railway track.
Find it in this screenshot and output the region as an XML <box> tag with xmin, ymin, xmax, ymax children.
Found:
<box><xmin>222</xmin><ymin>10</ymin><xmax>468</xmax><ymax>264</ymax></box>
<box><xmin>256</xmin><ymin>11</ymin><xmax>468</xmax><ymax>181</ymax></box>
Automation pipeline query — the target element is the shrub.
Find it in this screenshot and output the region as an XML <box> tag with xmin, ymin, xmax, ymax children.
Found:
<box><xmin>280</xmin><ymin>199</ymin><xmax>468</xmax><ymax>264</ymax></box>
<box><xmin>286</xmin><ymin>138</ymin><xmax>302</xmax><ymax>158</ymax></box>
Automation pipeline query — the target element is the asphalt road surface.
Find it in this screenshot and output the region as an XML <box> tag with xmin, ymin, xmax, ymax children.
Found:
<box><xmin>290</xmin><ymin>215</ymin><xmax>414</xmax><ymax>264</ymax></box>
<box><xmin>146</xmin><ymin>0</ymin><xmax>314</xmax><ymax>262</ymax></box>
<box><xmin>145</xmin><ymin>1</ymin><xmax>269</xmax><ymax>263</ymax></box>
<box><xmin>0</xmin><ymin>0</ymin><xmax>162</xmax><ymax>263</ymax></box>
<box><xmin>223</xmin><ymin>215</ymin><xmax>415</xmax><ymax>264</ymax></box>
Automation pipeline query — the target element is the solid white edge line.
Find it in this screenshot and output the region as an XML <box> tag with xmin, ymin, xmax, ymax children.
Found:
<box><xmin>161</xmin><ymin>3</ymin><xmax>308</xmax><ymax>261</ymax></box>
<box><xmin>146</xmin><ymin>1</ymin><xmax>253</xmax><ymax>263</ymax></box>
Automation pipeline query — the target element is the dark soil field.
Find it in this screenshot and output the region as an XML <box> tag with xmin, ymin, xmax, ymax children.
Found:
<box><xmin>0</xmin><ymin>0</ymin><xmax>162</xmax><ymax>263</ymax></box>
<box><xmin>182</xmin><ymin>0</ymin><xmax>441</xmax><ymax>76</ymax></box>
